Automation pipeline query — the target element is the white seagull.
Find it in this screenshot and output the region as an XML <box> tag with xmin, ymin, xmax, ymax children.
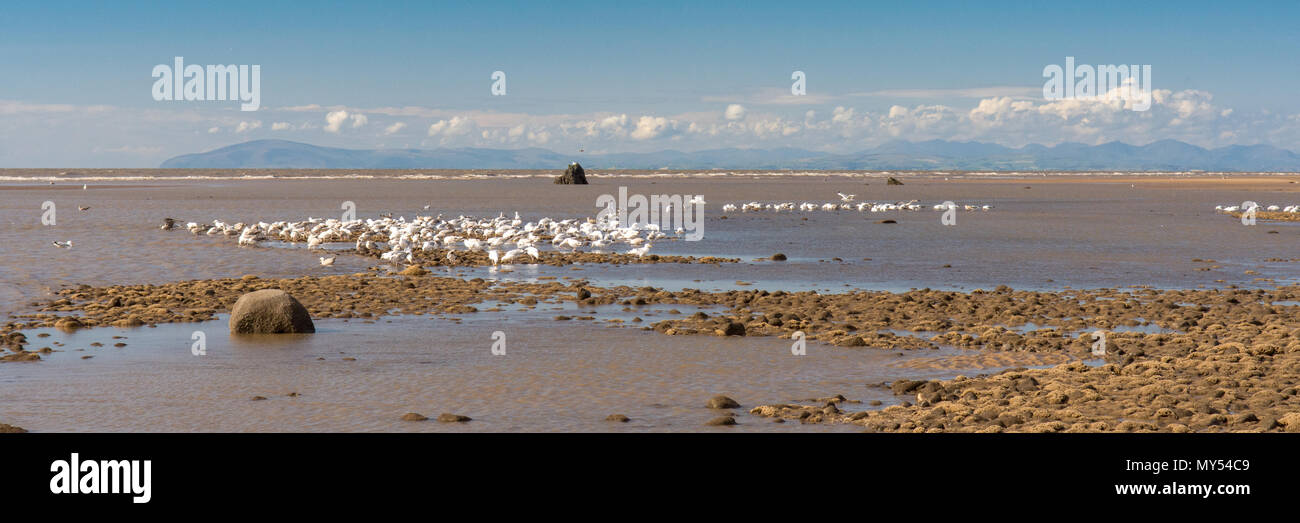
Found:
<box><xmin>319</xmin><ymin>256</ymin><xmax>336</xmax><ymax>266</ymax></box>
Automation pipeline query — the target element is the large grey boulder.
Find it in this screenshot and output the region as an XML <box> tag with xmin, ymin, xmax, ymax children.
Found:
<box><xmin>554</xmin><ymin>162</ymin><xmax>588</xmax><ymax>184</ymax></box>
<box><xmin>229</xmin><ymin>289</ymin><xmax>315</xmax><ymax>334</ymax></box>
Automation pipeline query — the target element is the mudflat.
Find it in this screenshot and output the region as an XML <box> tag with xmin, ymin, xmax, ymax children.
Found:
<box><xmin>1</xmin><ymin>171</ymin><xmax>1297</xmax><ymax>432</ymax></box>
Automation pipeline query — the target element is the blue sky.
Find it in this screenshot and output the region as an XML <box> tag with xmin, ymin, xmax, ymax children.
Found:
<box><xmin>2</xmin><ymin>1</ymin><xmax>1298</xmax><ymax>166</ymax></box>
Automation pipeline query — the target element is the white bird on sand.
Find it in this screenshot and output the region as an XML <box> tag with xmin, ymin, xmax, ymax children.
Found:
<box><xmin>501</xmin><ymin>249</ymin><xmax>520</xmax><ymax>264</ymax></box>
<box><xmin>52</xmin><ymin>240</ymin><xmax>73</xmax><ymax>248</ymax></box>
<box><xmin>627</xmin><ymin>244</ymin><xmax>651</xmax><ymax>258</ymax></box>
<box><xmin>488</xmin><ymin>249</ymin><xmax>500</xmax><ymax>266</ymax></box>
<box><xmin>525</xmin><ymin>246</ymin><xmax>540</xmax><ymax>261</ymax></box>
<box><xmin>82</xmin><ymin>184</ymin><xmax>87</xmax><ymax>190</ymax></box>
<box><xmin>837</xmin><ymin>192</ymin><xmax>855</xmax><ymax>202</ymax></box>
<box><xmin>319</xmin><ymin>256</ymin><xmax>336</xmax><ymax>266</ymax></box>
<box><xmin>559</xmin><ymin>238</ymin><xmax>583</xmax><ymax>252</ymax></box>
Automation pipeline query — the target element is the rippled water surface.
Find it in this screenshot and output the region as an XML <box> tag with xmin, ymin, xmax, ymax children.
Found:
<box><xmin>1</xmin><ymin>172</ymin><xmax>1297</xmax><ymax>431</ymax></box>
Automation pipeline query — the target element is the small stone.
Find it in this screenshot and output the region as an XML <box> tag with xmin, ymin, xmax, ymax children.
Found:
<box><xmin>706</xmin><ymin>416</ymin><xmax>737</xmax><ymax>426</ymax></box>
<box><xmin>401</xmin><ymin>413</ymin><xmax>428</xmax><ymax>422</ymax></box>
<box><xmin>605</xmin><ymin>414</ymin><xmax>630</xmax><ymax>422</ymax></box>
<box><xmin>720</xmin><ymin>322</ymin><xmax>745</xmax><ymax>336</ymax></box>
<box><xmin>707</xmin><ymin>395</ymin><xmax>740</xmax><ymax>409</ymax></box>
<box><xmin>771</xmin><ymin>253</ymin><xmax>787</xmax><ymax>261</ymax></box>
<box><xmin>437</xmin><ymin>413</ymin><xmax>472</xmax><ymax>423</ymax></box>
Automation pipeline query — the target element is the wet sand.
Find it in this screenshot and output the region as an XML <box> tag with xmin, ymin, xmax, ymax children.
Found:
<box><xmin>1</xmin><ymin>171</ymin><xmax>1298</xmax><ymax>432</ymax></box>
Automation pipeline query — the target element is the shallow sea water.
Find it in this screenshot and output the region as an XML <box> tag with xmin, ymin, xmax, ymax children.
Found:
<box><xmin>1</xmin><ymin>172</ymin><xmax>1297</xmax><ymax>431</ymax></box>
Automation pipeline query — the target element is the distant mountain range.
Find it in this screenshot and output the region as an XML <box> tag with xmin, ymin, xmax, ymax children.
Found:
<box><xmin>160</xmin><ymin>139</ymin><xmax>1300</xmax><ymax>171</ymax></box>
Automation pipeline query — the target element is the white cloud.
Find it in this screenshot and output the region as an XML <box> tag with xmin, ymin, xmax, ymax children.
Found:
<box><xmin>235</xmin><ymin>120</ymin><xmax>262</xmax><ymax>134</ymax></box>
<box><xmin>383</xmin><ymin>122</ymin><xmax>406</xmax><ymax>135</ymax></box>
<box><xmin>724</xmin><ymin>104</ymin><xmax>746</xmax><ymax>121</ymax></box>
<box><xmin>832</xmin><ymin>106</ymin><xmax>855</xmax><ymax>123</ymax></box>
<box><xmin>630</xmin><ymin>116</ymin><xmax>674</xmax><ymax>140</ymax></box>
<box><xmin>325</xmin><ymin>110</ymin><xmax>350</xmax><ymax>133</ymax></box>
<box><xmin>427</xmin><ymin>116</ymin><xmax>476</xmax><ymax>138</ymax></box>
<box><xmin>323</xmin><ymin>111</ymin><xmax>366</xmax><ymax>132</ymax></box>
<box><xmin>271</xmin><ymin>122</ymin><xmax>293</xmax><ymax>131</ymax></box>
<box><xmin>207</xmin><ymin>126</ymin><xmax>220</xmax><ymax>134</ymax></box>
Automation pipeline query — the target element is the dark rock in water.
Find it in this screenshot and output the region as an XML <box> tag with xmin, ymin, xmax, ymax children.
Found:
<box><xmin>0</xmin><ymin>423</ymin><xmax>26</xmax><ymax>434</ymax></box>
<box><xmin>576</xmin><ymin>288</ymin><xmax>591</xmax><ymax>300</ymax></box>
<box><xmin>554</xmin><ymin>162</ymin><xmax>589</xmax><ymax>184</ymax></box>
<box><xmin>707</xmin><ymin>395</ymin><xmax>740</xmax><ymax>409</ymax></box>
<box><xmin>876</xmin><ymin>219</ymin><xmax>897</xmax><ymax>224</ymax></box>
<box><xmin>400</xmin><ymin>412</ymin><xmax>428</xmax><ymax>422</ymax></box>
<box><xmin>771</xmin><ymin>253</ymin><xmax>788</xmax><ymax>261</ymax></box>
<box><xmin>437</xmin><ymin>413</ymin><xmax>472</xmax><ymax>423</ymax></box>
<box><xmin>890</xmin><ymin>379</ymin><xmax>927</xmax><ymax>395</ymax></box>
<box><xmin>718</xmin><ymin>321</ymin><xmax>746</xmax><ymax>336</ymax></box>
<box><xmin>886</xmin><ymin>177</ymin><xmax>904</xmax><ymax>185</ymax></box>
<box><xmin>229</xmin><ymin>289</ymin><xmax>315</xmax><ymax>334</ymax></box>
<box><xmin>706</xmin><ymin>416</ymin><xmax>737</xmax><ymax>426</ymax></box>
<box><xmin>605</xmin><ymin>414</ymin><xmax>630</xmax><ymax>422</ymax></box>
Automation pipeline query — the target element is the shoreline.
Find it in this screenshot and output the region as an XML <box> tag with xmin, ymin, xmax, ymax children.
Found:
<box><xmin>2</xmin><ymin>170</ymin><xmax>1300</xmax><ymax>186</ymax></box>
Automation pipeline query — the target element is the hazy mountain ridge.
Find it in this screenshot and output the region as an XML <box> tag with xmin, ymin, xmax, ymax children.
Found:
<box><xmin>160</xmin><ymin>139</ymin><xmax>1300</xmax><ymax>171</ymax></box>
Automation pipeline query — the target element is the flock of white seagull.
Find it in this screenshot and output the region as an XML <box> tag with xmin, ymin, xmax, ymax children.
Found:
<box><xmin>1214</xmin><ymin>203</ymin><xmax>1300</xmax><ymax>213</ymax></box>
<box><xmin>722</xmin><ymin>193</ymin><xmax>992</xmax><ymax>213</ymax></box>
<box><xmin>179</xmin><ymin>211</ymin><xmax>669</xmax><ymax>266</ymax></box>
